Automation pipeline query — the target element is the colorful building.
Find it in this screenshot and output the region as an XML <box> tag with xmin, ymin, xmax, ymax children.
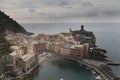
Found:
<box><xmin>70</xmin><ymin>45</ymin><xmax>84</xmax><ymax>60</ymax></box>
<box><xmin>70</xmin><ymin>25</ymin><xmax>96</xmax><ymax>47</ymax></box>
<box><xmin>3</xmin><ymin>51</ymin><xmax>20</xmax><ymax>75</ymax></box>
<box><xmin>33</xmin><ymin>42</ymin><xmax>46</xmax><ymax>54</ymax></box>
<box><xmin>60</xmin><ymin>43</ymin><xmax>89</xmax><ymax>60</ymax></box>
<box><xmin>17</xmin><ymin>54</ymin><xmax>38</xmax><ymax>72</ymax></box>
<box><xmin>60</xmin><ymin>44</ymin><xmax>73</xmax><ymax>56</ymax></box>
<box><xmin>10</xmin><ymin>46</ymin><xmax>24</xmax><ymax>57</ymax></box>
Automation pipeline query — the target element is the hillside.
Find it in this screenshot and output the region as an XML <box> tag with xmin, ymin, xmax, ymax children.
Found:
<box><xmin>0</xmin><ymin>34</ymin><xmax>12</xmax><ymax>76</ymax></box>
<box><xmin>0</xmin><ymin>10</ymin><xmax>33</xmax><ymax>35</ymax></box>
<box><xmin>0</xmin><ymin>34</ymin><xmax>12</xmax><ymax>57</ymax></box>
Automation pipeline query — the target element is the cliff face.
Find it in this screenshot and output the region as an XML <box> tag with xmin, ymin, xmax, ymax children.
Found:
<box><xmin>0</xmin><ymin>11</ymin><xmax>33</xmax><ymax>35</ymax></box>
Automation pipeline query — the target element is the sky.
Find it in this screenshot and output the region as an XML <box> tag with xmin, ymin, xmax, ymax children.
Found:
<box><xmin>0</xmin><ymin>0</ymin><xmax>120</xmax><ymax>23</ymax></box>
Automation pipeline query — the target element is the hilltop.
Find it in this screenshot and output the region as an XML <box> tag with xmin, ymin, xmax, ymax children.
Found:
<box><xmin>0</xmin><ymin>10</ymin><xmax>33</xmax><ymax>35</ymax></box>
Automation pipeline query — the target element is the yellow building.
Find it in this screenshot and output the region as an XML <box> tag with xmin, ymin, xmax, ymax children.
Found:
<box><xmin>10</xmin><ymin>46</ymin><xmax>24</xmax><ymax>57</ymax></box>
<box><xmin>54</xmin><ymin>43</ymin><xmax>60</xmax><ymax>54</ymax></box>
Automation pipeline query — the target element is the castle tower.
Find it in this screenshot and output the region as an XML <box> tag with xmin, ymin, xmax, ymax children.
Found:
<box><xmin>81</xmin><ymin>25</ymin><xmax>84</xmax><ymax>31</ymax></box>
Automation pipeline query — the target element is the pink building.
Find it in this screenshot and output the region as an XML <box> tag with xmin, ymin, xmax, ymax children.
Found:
<box><xmin>70</xmin><ymin>45</ymin><xmax>84</xmax><ymax>60</ymax></box>
<box><xmin>60</xmin><ymin>43</ymin><xmax>89</xmax><ymax>60</ymax></box>
<box><xmin>83</xmin><ymin>43</ymin><xmax>89</xmax><ymax>56</ymax></box>
<box><xmin>60</xmin><ymin>44</ymin><xmax>73</xmax><ymax>56</ymax></box>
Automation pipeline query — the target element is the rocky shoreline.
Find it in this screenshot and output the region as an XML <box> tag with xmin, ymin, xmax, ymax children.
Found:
<box><xmin>100</xmin><ymin>65</ymin><xmax>120</xmax><ymax>80</ymax></box>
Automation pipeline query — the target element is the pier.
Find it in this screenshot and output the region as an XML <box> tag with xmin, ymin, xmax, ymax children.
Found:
<box><xmin>105</xmin><ymin>61</ymin><xmax>120</xmax><ymax>65</ymax></box>
<box><xmin>78</xmin><ymin>59</ymin><xmax>114</xmax><ymax>80</ymax></box>
<box><xmin>60</xmin><ymin>54</ymin><xmax>120</xmax><ymax>80</ymax></box>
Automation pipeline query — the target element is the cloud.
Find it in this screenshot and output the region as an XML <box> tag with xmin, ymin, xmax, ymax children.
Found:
<box><xmin>103</xmin><ymin>9</ymin><xmax>120</xmax><ymax>16</ymax></box>
<box><xmin>58</xmin><ymin>1</ymin><xmax>69</xmax><ymax>6</ymax></box>
<box><xmin>81</xmin><ymin>2</ymin><xmax>93</xmax><ymax>7</ymax></box>
<box><xmin>38</xmin><ymin>12</ymin><xmax>46</xmax><ymax>15</ymax></box>
<box><xmin>0</xmin><ymin>0</ymin><xmax>120</xmax><ymax>23</ymax></box>
<box><xmin>46</xmin><ymin>9</ymin><xmax>98</xmax><ymax>20</ymax></box>
<box><xmin>45</xmin><ymin>0</ymin><xmax>69</xmax><ymax>7</ymax></box>
<box><xmin>28</xmin><ymin>8</ymin><xmax>36</xmax><ymax>13</ymax></box>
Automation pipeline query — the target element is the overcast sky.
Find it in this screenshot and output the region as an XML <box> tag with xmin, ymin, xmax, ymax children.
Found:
<box><xmin>0</xmin><ymin>0</ymin><xmax>120</xmax><ymax>23</ymax></box>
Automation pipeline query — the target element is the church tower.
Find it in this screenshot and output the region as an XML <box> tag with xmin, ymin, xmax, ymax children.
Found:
<box><xmin>81</xmin><ymin>25</ymin><xmax>84</xmax><ymax>31</ymax></box>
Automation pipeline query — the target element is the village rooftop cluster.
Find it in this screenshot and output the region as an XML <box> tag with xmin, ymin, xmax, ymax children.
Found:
<box><xmin>2</xmin><ymin>25</ymin><xmax>94</xmax><ymax>77</ymax></box>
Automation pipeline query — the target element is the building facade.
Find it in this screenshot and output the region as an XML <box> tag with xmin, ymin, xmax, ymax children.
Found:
<box><xmin>60</xmin><ymin>43</ymin><xmax>89</xmax><ymax>60</ymax></box>
<box><xmin>17</xmin><ymin>54</ymin><xmax>39</xmax><ymax>72</ymax></box>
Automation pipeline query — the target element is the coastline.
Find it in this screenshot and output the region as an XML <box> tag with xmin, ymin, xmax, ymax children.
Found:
<box><xmin>77</xmin><ymin>59</ymin><xmax>120</xmax><ymax>80</ymax></box>
<box><xmin>60</xmin><ymin>54</ymin><xmax>120</xmax><ymax>80</ymax></box>
<box><xmin>5</xmin><ymin>53</ymin><xmax>50</xmax><ymax>80</ymax></box>
<box><xmin>6</xmin><ymin>53</ymin><xmax>120</xmax><ymax>80</ymax></box>
<box><xmin>2</xmin><ymin>24</ymin><xmax>120</xmax><ymax>80</ymax></box>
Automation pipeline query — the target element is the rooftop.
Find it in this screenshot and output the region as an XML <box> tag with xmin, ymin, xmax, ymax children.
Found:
<box><xmin>21</xmin><ymin>54</ymin><xmax>35</xmax><ymax>62</ymax></box>
<box><xmin>62</xmin><ymin>44</ymin><xmax>73</xmax><ymax>49</ymax></box>
<box><xmin>70</xmin><ymin>45</ymin><xmax>84</xmax><ymax>49</ymax></box>
<box><xmin>11</xmin><ymin>46</ymin><xmax>20</xmax><ymax>50</ymax></box>
<box><xmin>10</xmin><ymin>51</ymin><xmax>18</xmax><ymax>56</ymax></box>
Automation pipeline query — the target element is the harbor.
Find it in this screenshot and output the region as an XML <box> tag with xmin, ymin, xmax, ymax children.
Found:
<box><xmin>1</xmin><ymin>0</ymin><xmax>120</xmax><ymax>79</ymax></box>
<box><xmin>78</xmin><ymin>59</ymin><xmax>120</xmax><ymax>80</ymax></box>
<box><xmin>28</xmin><ymin>53</ymin><xmax>95</xmax><ymax>80</ymax></box>
<box><xmin>0</xmin><ymin>53</ymin><xmax>49</xmax><ymax>80</ymax></box>
<box><xmin>0</xmin><ymin>13</ymin><xmax>120</xmax><ymax>80</ymax></box>
<box><xmin>60</xmin><ymin>54</ymin><xmax>120</xmax><ymax>80</ymax></box>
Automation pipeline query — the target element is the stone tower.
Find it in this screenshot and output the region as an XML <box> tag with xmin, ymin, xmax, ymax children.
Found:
<box><xmin>81</xmin><ymin>25</ymin><xmax>84</xmax><ymax>31</ymax></box>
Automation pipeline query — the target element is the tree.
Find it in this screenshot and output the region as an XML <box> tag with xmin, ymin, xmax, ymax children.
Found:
<box><xmin>0</xmin><ymin>34</ymin><xmax>12</xmax><ymax>57</ymax></box>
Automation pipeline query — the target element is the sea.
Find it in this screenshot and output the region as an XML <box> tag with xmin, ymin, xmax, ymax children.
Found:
<box><xmin>22</xmin><ymin>23</ymin><xmax>120</xmax><ymax>80</ymax></box>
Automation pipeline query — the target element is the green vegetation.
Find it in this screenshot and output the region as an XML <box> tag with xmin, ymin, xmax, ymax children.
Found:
<box><xmin>0</xmin><ymin>34</ymin><xmax>12</xmax><ymax>57</ymax></box>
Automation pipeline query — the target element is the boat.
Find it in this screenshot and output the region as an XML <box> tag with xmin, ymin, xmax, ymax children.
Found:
<box><xmin>91</xmin><ymin>70</ymin><xmax>96</xmax><ymax>75</ymax></box>
<box><xmin>79</xmin><ymin>64</ymin><xmax>84</xmax><ymax>67</ymax></box>
<box><xmin>60</xmin><ymin>78</ymin><xmax>63</xmax><ymax>80</ymax></box>
<box><xmin>94</xmin><ymin>75</ymin><xmax>102</xmax><ymax>80</ymax></box>
<box><xmin>85</xmin><ymin>66</ymin><xmax>91</xmax><ymax>70</ymax></box>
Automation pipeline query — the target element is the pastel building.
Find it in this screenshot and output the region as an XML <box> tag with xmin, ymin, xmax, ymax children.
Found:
<box><xmin>3</xmin><ymin>52</ymin><xmax>15</xmax><ymax>64</ymax></box>
<box><xmin>4</xmin><ymin>51</ymin><xmax>19</xmax><ymax>74</ymax></box>
<box><xmin>83</xmin><ymin>43</ymin><xmax>89</xmax><ymax>56</ymax></box>
<box><xmin>54</xmin><ymin>43</ymin><xmax>60</xmax><ymax>53</ymax></box>
<box><xmin>60</xmin><ymin>43</ymin><xmax>89</xmax><ymax>60</ymax></box>
<box><xmin>27</xmin><ymin>42</ymin><xmax>34</xmax><ymax>54</ymax></box>
<box><xmin>21</xmin><ymin>45</ymin><xmax>28</xmax><ymax>55</ymax></box>
<box><xmin>33</xmin><ymin>42</ymin><xmax>46</xmax><ymax>54</ymax></box>
<box><xmin>10</xmin><ymin>46</ymin><xmax>24</xmax><ymax>57</ymax></box>
<box><xmin>70</xmin><ymin>45</ymin><xmax>84</xmax><ymax>60</ymax></box>
<box><xmin>17</xmin><ymin>54</ymin><xmax>38</xmax><ymax>72</ymax></box>
<box><xmin>60</xmin><ymin>44</ymin><xmax>73</xmax><ymax>56</ymax></box>
<box><xmin>50</xmin><ymin>42</ymin><xmax>60</xmax><ymax>53</ymax></box>
<box><xmin>46</xmin><ymin>41</ymin><xmax>50</xmax><ymax>50</ymax></box>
